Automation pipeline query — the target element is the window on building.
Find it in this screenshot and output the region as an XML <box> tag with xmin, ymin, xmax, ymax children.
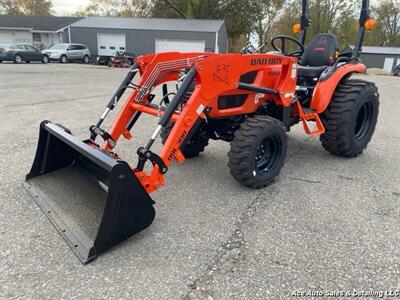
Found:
<box><xmin>33</xmin><ymin>33</ymin><xmax>41</xmax><ymax>42</ymax></box>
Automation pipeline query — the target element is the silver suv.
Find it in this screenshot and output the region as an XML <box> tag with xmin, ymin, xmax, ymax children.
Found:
<box><xmin>42</xmin><ymin>43</ymin><xmax>91</xmax><ymax>63</ymax></box>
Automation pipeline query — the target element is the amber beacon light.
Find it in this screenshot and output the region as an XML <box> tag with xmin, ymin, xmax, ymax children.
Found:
<box><xmin>292</xmin><ymin>23</ymin><xmax>302</xmax><ymax>34</ymax></box>
<box><xmin>364</xmin><ymin>18</ymin><xmax>377</xmax><ymax>31</ymax></box>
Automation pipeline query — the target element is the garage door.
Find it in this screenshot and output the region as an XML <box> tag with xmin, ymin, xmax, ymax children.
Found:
<box><xmin>97</xmin><ymin>33</ymin><xmax>126</xmax><ymax>56</ymax></box>
<box><xmin>383</xmin><ymin>57</ymin><xmax>394</xmax><ymax>72</ymax></box>
<box><xmin>0</xmin><ymin>31</ymin><xmax>14</xmax><ymax>45</ymax></box>
<box><xmin>155</xmin><ymin>39</ymin><xmax>205</xmax><ymax>53</ymax></box>
<box><xmin>0</xmin><ymin>30</ymin><xmax>32</xmax><ymax>45</ymax></box>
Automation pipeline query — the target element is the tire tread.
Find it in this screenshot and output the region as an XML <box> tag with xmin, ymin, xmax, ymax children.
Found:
<box><xmin>320</xmin><ymin>79</ymin><xmax>379</xmax><ymax>157</ymax></box>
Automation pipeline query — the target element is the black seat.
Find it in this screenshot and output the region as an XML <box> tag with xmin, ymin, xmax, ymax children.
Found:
<box><xmin>298</xmin><ymin>33</ymin><xmax>340</xmax><ymax>78</ymax></box>
<box><xmin>298</xmin><ymin>65</ymin><xmax>328</xmax><ymax>78</ymax></box>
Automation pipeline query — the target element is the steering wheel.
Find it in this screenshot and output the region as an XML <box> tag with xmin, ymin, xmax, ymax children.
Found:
<box><xmin>271</xmin><ymin>35</ymin><xmax>305</xmax><ymax>57</ymax></box>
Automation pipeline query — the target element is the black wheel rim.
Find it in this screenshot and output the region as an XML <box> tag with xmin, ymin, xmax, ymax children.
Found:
<box><xmin>354</xmin><ymin>101</ymin><xmax>373</xmax><ymax>140</ymax></box>
<box><xmin>255</xmin><ymin>135</ymin><xmax>281</xmax><ymax>175</ymax></box>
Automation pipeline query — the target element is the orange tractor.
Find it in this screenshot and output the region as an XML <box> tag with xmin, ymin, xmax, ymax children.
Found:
<box><xmin>25</xmin><ymin>0</ymin><xmax>379</xmax><ymax>263</ymax></box>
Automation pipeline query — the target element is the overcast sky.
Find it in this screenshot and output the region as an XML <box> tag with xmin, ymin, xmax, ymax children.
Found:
<box><xmin>52</xmin><ymin>0</ymin><xmax>90</xmax><ymax>16</ymax></box>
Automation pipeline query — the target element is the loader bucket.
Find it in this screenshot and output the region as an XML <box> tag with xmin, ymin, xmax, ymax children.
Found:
<box><xmin>24</xmin><ymin>121</ymin><xmax>155</xmax><ymax>263</ymax></box>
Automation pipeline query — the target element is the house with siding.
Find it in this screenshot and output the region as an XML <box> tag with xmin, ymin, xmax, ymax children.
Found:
<box><xmin>350</xmin><ymin>45</ymin><xmax>400</xmax><ymax>72</ymax></box>
<box><xmin>0</xmin><ymin>15</ymin><xmax>82</xmax><ymax>49</ymax></box>
<box><xmin>67</xmin><ymin>17</ymin><xmax>227</xmax><ymax>56</ymax></box>
<box><xmin>0</xmin><ymin>15</ymin><xmax>227</xmax><ymax>56</ymax></box>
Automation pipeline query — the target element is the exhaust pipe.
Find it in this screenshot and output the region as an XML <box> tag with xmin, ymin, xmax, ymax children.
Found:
<box><xmin>24</xmin><ymin>121</ymin><xmax>155</xmax><ymax>263</ymax></box>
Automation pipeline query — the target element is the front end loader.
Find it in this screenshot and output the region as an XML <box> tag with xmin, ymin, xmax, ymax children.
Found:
<box><xmin>25</xmin><ymin>0</ymin><xmax>379</xmax><ymax>263</ymax></box>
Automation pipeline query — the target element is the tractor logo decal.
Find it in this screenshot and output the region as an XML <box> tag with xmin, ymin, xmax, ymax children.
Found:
<box><xmin>213</xmin><ymin>64</ymin><xmax>230</xmax><ymax>85</ymax></box>
<box><xmin>250</xmin><ymin>57</ymin><xmax>282</xmax><ymax>66</ymax></box>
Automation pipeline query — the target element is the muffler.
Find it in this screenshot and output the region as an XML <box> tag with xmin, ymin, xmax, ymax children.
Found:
<box><xmin>24</xmin><ymin>121</ymin><xmax>155</xmax><ymax>263</ymax></box>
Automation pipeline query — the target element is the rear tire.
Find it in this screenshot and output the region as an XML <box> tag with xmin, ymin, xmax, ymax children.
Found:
<box><xmin>161</xmin><ymin>122</ymin><xmax>209</xmax><ymax>158</ymax></box>
<box><xmin>228</xmin><ymin>115</ymin><xmax>287</xmax><ymax>189</ymax></box>
<box><xmin>320</xmin><ymin>79</ymin><xmax>379</xmax><ymax>157</ymax></box>
<box><xmin>83</xmin><ymin>55</ymin><xmax>89</xmax><ymax>64</ymax></box>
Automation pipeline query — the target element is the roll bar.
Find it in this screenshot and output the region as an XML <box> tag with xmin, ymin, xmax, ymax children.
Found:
<box><xmin>352</xmin><ymin>0</ymin><xmax>371</xmax><ymax>62</ymax></box>
<box><xmin>299</xmin><ymin>0</ymin><xmax>310</xmax><ymax>44</ymax></box>
<box><xmin>299</xmin><ymin>0</ymin><xmax>372</xmax><ymax>62</ymax></box>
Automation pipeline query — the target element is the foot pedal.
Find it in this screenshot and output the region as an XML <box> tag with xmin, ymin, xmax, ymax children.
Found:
<box><xmin>295</xmin><ymin>102</ymin><xmax>325</xmax><ymax>136</ymax></box>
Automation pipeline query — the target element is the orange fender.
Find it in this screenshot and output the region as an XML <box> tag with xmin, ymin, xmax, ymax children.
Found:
<box><xmin>310</xmin><ymin>63</ymin><xmax>366</xmax><ymax>113</ymax></box>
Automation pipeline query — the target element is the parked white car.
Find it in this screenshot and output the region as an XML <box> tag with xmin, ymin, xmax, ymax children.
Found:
<box><xmin>42</xmin><ymin>43</ymin><xmax>91</xmax><ymax>63</ymax></box>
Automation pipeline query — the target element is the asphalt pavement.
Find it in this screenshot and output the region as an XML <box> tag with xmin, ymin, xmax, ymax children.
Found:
<box><xmin>0</xmin><ymin>62</ymin><xmax>399</xmax><ymax>299</ymax></box>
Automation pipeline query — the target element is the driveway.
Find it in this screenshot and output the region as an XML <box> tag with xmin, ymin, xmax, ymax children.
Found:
<box><xmin>0</xmin><ymin>63</ymin><xmax>399</xmax><ymax>299</ymax></box>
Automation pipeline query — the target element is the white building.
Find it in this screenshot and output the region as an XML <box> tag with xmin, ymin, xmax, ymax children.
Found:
<box><xmin>0</xmin><ymin>15</ymin><xmax>82</xmax><ymax>50</ymax></box>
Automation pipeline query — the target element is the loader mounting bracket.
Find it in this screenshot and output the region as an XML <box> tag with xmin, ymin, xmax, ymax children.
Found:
<box><xmin>90</xmin><ymin>125</ymin><xmax>116</xmax><ymax>148</ymax></box>
<box><xmin>137</xmin><ymin>147</ymin><xmax>168</xmax><ymax>174</ymax></box>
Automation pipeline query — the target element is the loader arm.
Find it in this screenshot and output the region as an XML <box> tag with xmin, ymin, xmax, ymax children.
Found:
<box><xmin>101</xmin><ymin>53</ymin><xmax>297</xmax><ymax>193</ymax></box>
<box><xmin>24</xmin><ymin>52</ymin><xmax>297</xmax><ymax>263</ymax></box>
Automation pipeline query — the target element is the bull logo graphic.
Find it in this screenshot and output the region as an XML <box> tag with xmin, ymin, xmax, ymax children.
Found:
<box><xmin>213</xmin><ymin>64</ymin><xmax>230</xmax><ymax>85</ymax></box>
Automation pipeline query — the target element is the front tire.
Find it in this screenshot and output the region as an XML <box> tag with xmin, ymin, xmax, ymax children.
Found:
<box><xmin>14</xmin><ymin>54</ymin><xmax>22</xmax><ymax>64</ymax></box>
<box><xmin>320</xmin><ymin>79</ymin><xmax>379</xmax><ymax>157</ymax></box>
<box><xmin>42</xmin><ymin>55</ymin><xmax>49</xmax><ymax>64</ymax></box>
<box><xmin>228</xmin><ymin>116</ymin><xmax>287</xmax><ymax>189</ymax></box>
<box><xmin>60</xmin><ymin>55</ymin><xmax>67</xmax><ymax>63</ymax></box>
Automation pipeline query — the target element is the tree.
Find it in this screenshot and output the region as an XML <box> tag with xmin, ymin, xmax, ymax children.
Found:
<box><xmin>270</xmin><ymin>0</ymin><xmax>359</xmax><ymax>48</ymax></box>
<box><xmin>151</xmin><ymin>0</ymin><xmax>221</xmax><ymax>19</ymax></box>
<box><xmin>19</xmin><ymin>0</ymin><xmax>52</xmax><ymax>16</ymax></box>
<box><xmin>365</xmin><ymin>0</ymin><xmax>400</xmax><ymax>46</ymax></box>
<box><xmin>220</xmin><ymin>0</ymin><xmax>258</xmax><ymax>39</ymax></box>
<box><xmin>0</xmin><ymin>0</ymin><xmax>52</xmax><ymax>15</ymax></box>
<box><xmin>0</xmin><ymin>0</ymin><xmax>21</xmax><ymax>15</ymax></box>
<box><xmin>150</xmin><ymin>0</ymin><xmax>258</xmax><ymax>51</ymax></box>
<box><xmin>253</xmin><ymin>0</ymin><xmax>286</xmax><ymax>47</ymax></box>
<box><xmin>74</xmin><ymin>0</ymin><xmax>152</xmax><ymax>17</ymax></box>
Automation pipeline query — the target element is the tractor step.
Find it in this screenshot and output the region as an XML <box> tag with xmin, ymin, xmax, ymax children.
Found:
<box><xmin>295</xmin><ymin>102</ymin><xmax>325</xmax><ymax>136</ymax></box>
